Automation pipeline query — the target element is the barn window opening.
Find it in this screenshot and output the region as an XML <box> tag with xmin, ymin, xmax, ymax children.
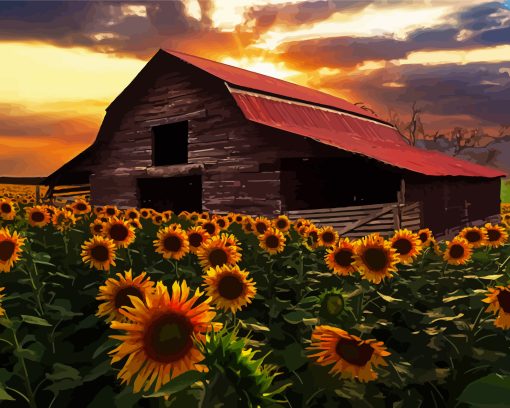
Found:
<box><xmin>152</xmin><ymin>121</ymin><xmax>188</xmax><ymax>166</ymax></box>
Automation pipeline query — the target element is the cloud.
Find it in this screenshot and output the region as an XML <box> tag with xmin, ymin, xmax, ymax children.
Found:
<box><xmin>318</xmin><ymin>61</ymin><xmax>510</xmax><ymax>125</ymax></box>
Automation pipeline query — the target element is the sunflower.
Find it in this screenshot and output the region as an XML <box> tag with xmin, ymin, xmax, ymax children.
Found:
<box><xmin>26</xmin><ymin>206</ymin><xmax>51</xmax><ymax>227</ymax></box>
<box><xmin>186</xmin><ymin>226</ymin><xmax>211</xmax><ymax>254</ymax></box>
<box><xmin>259</xmin><ymin>227</ymin><xmax>286</xmax><ymax>255</ymax></box>
<box><xmin>203</xmin><ymin>264</ymin><xmax>257</xmax><ymax>313</ymax></box>
<box><xmin>458</xmin><ymin>226</ymin><xmax>487</xmax><ymax>248</ymax></box>
<box><xmin>482</xmin><ymin>223</ymin><xmax>508</xmax><ymax>248</ymax></box>
<box><xmin>154</xmin><ymin>225</ymin><xmax>189</xmax><ymax>260</ymax></box>
<box><xmin>242</xmin><ymin>217</ymin><xmax>255</xmax><ymax>234</ymax></box>
<box><xmin>226</xmin><ymin>213</ymin><xmax>235</xmax><ymax>224</ymax></box>
<box><xmin>213</xmin><ymin>215</ymin><xmax>230</xmax><ymax>230</ymax></box>
<box><xmin>103</xmin><ymin>205</ymin><xmax>120</xmax><ymax>218</ymax></box>
<box><xmin>152</xmin><ymin>212</ymin><xmax>164</xmax><ymax>226</ymax></box>
<box><xmin>318</xmin><ymin>288</ymin><xmax>350</xmax><ymax>323</ymax></box>
<box><xmin>0</xmin><ymin>198</ymin><xmax>17</xmax><ymax>220</ymax></box>
<box><xmin>0</xmin><ymin>228</ymin><xmax>25</xmax><ymax>273</ymax></box>
<box><xmin>90</xmin><ymin>219</ymin><xmax>105</xmax><ymax>236</ymax></box>
<box><xmin>253</xmin><ymin>217</ymin><xmax>271</xmax><ymax>235</ymax></box>
<box><xmin>94</xmin><ymin>205</ymin><xmax>104</xmax><ymax>216</ymax></box>
<box><xmin>81</xmin><ymin>235</ymin><xmax>117</xmax><ymax>271</ymax></box>
<box><xmin>325</xmin><ymin>238</ymin><xmax>357</xmax><ymax>276</ymax></box>
<box><xmin>307</xmin><ymin>325</ymin><xmax>390</xmax><ymax>382</ymax></box>
<box><xmin>197</xmin><ymin>219</ymin><xmax>220</xmax><ymax>236</ymax></box>
<box><xmin>96</xmin><ymin>269</ymin><xmax>155</xmax><ymax>323</ymax></box>
<box><xmin>104</xmin><ymin>218</ymin><xmax>136</xmax><ymax>248</ymax></box>
<box><xmin>51</xmin><ymin>209</ymin><xmax>76</xmax><ymax>232</ymax></box>
<box><xmin>233</xmin><ymin>214</ymin><xmax>245</xmax><ymax>224</ymax></box>
<box><xmin>417</xmin><ymin>228</ymin><xmax>436</xmax><ymax>248</ymax></box>
<box><xmin>129</xmin><ymin>219</ymin><xmax>143</xmax><ymax>230</ymax></box>
<box><xmin>389</xmin><ymin>229</ymin><xmax>422</xmax><ymax>265</ymax></box>
<box><xmin>294</xmin><ymin>218</ymin><xmax>311</xmax><ymax>233</ymax></box>
<box><xmin>139</xmin><ymin>208</ymin><xmax>152</xmax><ymax>219</ymax></box>
<box><xmin>352</xmin><ymin>234</ymin><xmax>399</xmax><ymax>284</ymax></box>
<box><xmin>198</xmin><ymin>212</ymin><xmax>210</xmax><ymax>221</ymax></box>
<box><xmin>196</xmin><ymin>234</ymin><xmax>242</xmax><ymax>271</ymax></box>
<box><xmin>272</xmin><ymin>215</ymin><xmax>291</xmax><ymax>233</ymax></box>
<box><xmin>161</xmin><ymin>210</ymin><xmax>173</xmax><ymax>223</ymax></box>
<box><xmin>303</xmin><ymin>225</ymin><xmax>321</xmax><ymax>250</ymax></box>
<box><xmin>482</xmin><ymin>285</ymin><xmax>510</xmax><ymax>329</ymax></box>
<box><xmin>188</xmin><ymin>211</ymin><xmax>200</xmax><ymax>223</ymax></box>
<box><xmin>71</xmin><ymin>198</ymin><xmax>91</xmax><ymax>215</ymax></box>
<box><xmin>124</xmin><ymin>208</ymin><xmax>140</xmax><ymax>221</ymax></box>
<box><xmin>318</xmin><ymin>226</ymin><xmax>339</xmax><ymax>247</ymax></box>
<box><xmin>223</xmin><ymin>233</ymin><xmax>240</xmax><ymax>248</ymax></box>
<box><xmin>443</xmin><ymin>237</ymin><xmax>472</xmax><ymax>265</ymax></box>
<box><xmin>109</xmin><ymin>280</ymin><xmax>221</xmax><ymax>394</ymax></box>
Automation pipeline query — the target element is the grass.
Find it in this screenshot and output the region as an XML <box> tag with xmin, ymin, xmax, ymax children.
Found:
<box><xmin>502</xmin><ymin>178</ymin><xmax>510</xmax><ymax>203</ymax></box>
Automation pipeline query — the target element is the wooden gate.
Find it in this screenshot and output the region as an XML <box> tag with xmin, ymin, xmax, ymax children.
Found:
<box><xmin>285</xmin><ymin>201</ymin><xmax>422</xmax><ymax>238</ymax></box>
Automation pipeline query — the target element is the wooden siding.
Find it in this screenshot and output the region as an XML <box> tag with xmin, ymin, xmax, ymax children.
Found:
<box><xmin>285</xmin><ymin>202</ymin><xmax>422</xmax><ymax>238</ymax></box>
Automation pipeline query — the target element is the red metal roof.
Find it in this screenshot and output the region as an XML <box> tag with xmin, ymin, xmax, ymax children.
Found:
<box><xmin>165</xmin><ymin>49</ymin><xmax>382</xmax><ymax>122</ymax></box>
<box><xmin>229</xmin><ymin>90</ymin><xmax>505</xmax><ymax>178</ymax></box>
<box><xmin>165</xmin><ymin>49</ymin><xmax>504</xmax><ymax>178</ymax></box>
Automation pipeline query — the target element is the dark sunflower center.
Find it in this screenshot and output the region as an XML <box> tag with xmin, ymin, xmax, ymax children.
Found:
<box><xmin>93</xmin><ymin>224</ymin><xmax>103</xmax><ymax>233</ymax></box>
<box><xmin>106</xmin><ymin>208</ymin><xmax>116</xmax><ymax>216</ymax></box>
<box><xmin>265</xmin><ymin>235</ymin><xmax>280</xmax><ymax>249</ymax></box>
<box><xmin>144</xmin><ymin>313</ymin><xmax>193</xmax><ymax>363</ymax></box>
<box><xmin>202</xmin><ymin>223</ymin><xmax>215</xmax><ymax>235</ymax></box>
<box><xmin>276</xmin><ymin>219</ymin><xmax>288</xmax><ymax>229</ymax></box>
<box><xmin>465</xmin><ymin>231</ymin><xmax>481</xmax><ymax>243</ymax></box>
<box><xmin>141</xmin><ymin>211</ymin><xmax>148</xmax><ymax>217</ymax></box>
<box><xmin>218</xmin><ymin>275</ymin><xmax>244</xmax><ymax>300</ymax></box>
<box><xmin>1</xmin><ymin>203</ymin><xmax>12</xmax><ymax>213</ymax></box>
<box><xmin>163</xmin><ymin>235</ymin><xmax>182</xmax><ymax>252</ymax></box>
<box><xmin>335</xmin><ymin>338</ymin><xmax>374</xmax><ymax>367</ymax></box>
<box><xmin>209</xmin><ymin>248</ymin><xmax>228</xmax><ymax>267</ymax></box>
<box><xmin>393</xmin><ymin>238</ymin><xmax>413</xmax><ymax>255</ymax></box>
<box><xmin>256</xmin><ymin>223</ymin><xmax>267</xmax><ymax>234</ymax></box>
<box><xmin>245</xmin><ymin>222</ymin><xmax>253</xmax><ymax>231</ymax></box>
<box><xmin>334</xmin><ymin>249</ymin><xmax>354</xmax><ymax>267</ymax></box>
<box><xmin>115</xmin><ymin>286</ymin><xmax>144</xmax><ymax>309</ymax></box>
<box><xmin>497</xmin><ymin>290</ymin><xmax>510</xmax><ymax>313</ymax></box>
<box><xmin>325</xmin><ymin>295</ymin><xmax>344</xmax><ymax>316</ymax></box>
<box><xmin>189</xmin><ymin>233</ymin><xmax>203</xmax><ymax>248</ymax></box>
<box><xmin>419</xmin><ymin>233</ymin><xmax>428</xmax><ymax>242</ymax></box>
<box><xmin>110</xmin><ymin>224</ymin><xmax>129</xmax><ymax>241</ymax></box>
<box><xmin>487</xmin><ymin>229</ymin><xmax>501</xmax><ymax>242</ymax></box>
<box><xmin>91</xmin><ymin>245</ymin><xmax>110</xmax><ymax>262</ymax></box>
<box><xmin>309</xmin><ymin>231</ymin><xmax>318</xmax><ymax>242</ymax></box>
<box><xmin>76</xmin><ymin>203</ymin><xmax>87</xmax><ymax>211</ymax></box>
<box><xmin>155</xmin><ymin>216</ymin><xmax>162</xmax><ymax>223</ymax></box>
<box><xmin>362</xmin><ymin>248</ymin><xmax>388</xmax><ymax>270</ymax></box>
<box><xmin>0</xmin><ymin>241</ymin><xmax>15</xmax><ymax>261</ymax></box>
<box><xmin>449</xmin><ymin>244</ymin><xmax>465</xmax><ymax>259</ymax></box>
<box><xmin>235</xmin><ymin>216</ymin><xmax>243</xmax><ymax>222</ymax></box>
<box><xmin>217</xmin><ymin>219</ymin><xmax>226</xmax><ymax>228</ymax></box>
<box><xmin>128</xmin><ymin>212</ymin><xmax>138</xmax><ymax>219</ymax></box>
<box><xmin>322</xmin><ymin>231</ymin><xmax>335</xmax><ymax>243</ymax></box>
<box><xmin>31</xmin><ymin>211</ymin><xmax>45</xmax><ymax>222</ymax></box>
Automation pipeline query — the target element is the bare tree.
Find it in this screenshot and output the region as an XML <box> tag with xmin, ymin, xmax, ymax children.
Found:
<box><xmin>387</xmin><ymin>102</ymin><xmax>424</xmax><ymax>146</ymax></box>
<box><xmin>498</xmin><ymin>124</ymin><xmax>510</xmax><ymax>137</ymax></box>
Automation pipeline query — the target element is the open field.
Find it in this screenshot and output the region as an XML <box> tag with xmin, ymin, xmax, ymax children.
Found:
<box><xmin>0</xmin><ymin>197</ymin><xmax>509</xmax><ymax>407</ymax></box>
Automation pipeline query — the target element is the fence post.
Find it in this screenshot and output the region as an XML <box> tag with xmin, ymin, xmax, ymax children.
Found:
<box><xmin>35</xmin><ymin>185</ymin><xmax>40</xmax><ymax>204</ymax></box>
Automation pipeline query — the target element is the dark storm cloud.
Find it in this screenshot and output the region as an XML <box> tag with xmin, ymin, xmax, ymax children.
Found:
<box><xmin>242</xmin><ymin>0</ymin><xmax>371</xmax><ymax>35</ymax></box>
<box><xmin>278</xmin><ymin>1</ymin><xmax>510</xmax><ymax>70</ymax></box>
<box><xmin>321</xmin><ymin>62</ymin><xmax>510</xmax><ymax>124</ymax></box>
<box><xmin>0</xmin><ymin>1</ymin><xmax>219</xmax><ymax>58</ymax></box>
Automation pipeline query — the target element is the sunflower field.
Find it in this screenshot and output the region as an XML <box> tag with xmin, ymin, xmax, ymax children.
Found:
<box><xmin>0</xmin><ymin>193</ymin><xmax>510</xmax><ymax>408</ymax></box>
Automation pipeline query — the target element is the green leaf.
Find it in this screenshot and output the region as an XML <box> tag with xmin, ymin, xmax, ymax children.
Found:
<box><xmin>21</xmin><ymin>315</ymin><xmax>51</xmax><ymax>327</ymax></box>
<box><xmin>430</xmin><ymin>313</ymin><xmax>464</xmax><ymax>323</ymax></box>
<box><xmin>0</xmin><ymin>318</ymin><xmax>13</xmax><ymax>329</ymax></box>
<box><xmin>283</xmin><ymin>310</ymin><xmax>313</xmax><ymax>324</ymax></box>
<box><xmin>281</xmin><ymin>343</ymin><xmax>308</xmax><ymax>371</ymax></box>
<box><xmin>457</xmin><ymin>373</ymin><xmax>510</xmax><ymax>408</ymax></box>
<box><xmin>0</xmin><ymin>384</ymin><xmax>14</xmax><ymax>401</ymax></box>
<box><xmin>143</xmin><ymin>370</ymin><xmax>204</xmax><ymax>398</ymax></box>
<box><xmin>46</xmin><ymin>363</ymin><xmax>81</xmax><ymax>382</ymax></box>
<box><xmin>443</xmin><ymin>294</ymin><xmax>470</xmax><ymax>303</ymax></box>
<box><xmin>376</xmin><ymin>291</ymin><xmax>403</xmax><ymax>302</ymax></box>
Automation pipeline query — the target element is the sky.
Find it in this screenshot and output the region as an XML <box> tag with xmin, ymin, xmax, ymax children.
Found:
<box><xmin>1</xmin><ymin>0</ymin><xmax>510</xmax><ymax>176</ymax></box>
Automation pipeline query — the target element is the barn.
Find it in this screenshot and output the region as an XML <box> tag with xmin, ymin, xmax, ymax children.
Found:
<box><xmin>42</xmin><ymin>49</ymin><xmax>505</xmax><ymax>239</ymax></box>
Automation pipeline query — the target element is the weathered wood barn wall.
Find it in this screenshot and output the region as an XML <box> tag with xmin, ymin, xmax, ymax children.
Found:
<box><xmin>43</xmin><ymin>49</ymin><xmax>504</xmax><ymax>238</ymax></box>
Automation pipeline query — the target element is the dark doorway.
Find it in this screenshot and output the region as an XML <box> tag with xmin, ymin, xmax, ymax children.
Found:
<box><xmin>138</xmin><ymin>176</ymin><xmax>202</xmax><ymax>213</ymax></box>
<box><xmin>152</xmin><ymin>121</ymin><xmax>188</xmax><ymax>166</ymax></box>
<box><xmin>280</xmin><ymin>156</ymin><xmax>401</xmax><ymax>210</ymax></box>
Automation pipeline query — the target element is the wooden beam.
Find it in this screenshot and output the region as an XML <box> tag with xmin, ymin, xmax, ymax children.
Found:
<box><xmin>338</xmin><ymin>203</ymin><xmax>397</xmax><ymax>235</ymax></box>
<box><xmin>145</xmin><ymin>163</ymin><xmax>204</xmax><ymax>178</ymax></box>
<box><xmin>143</xmin><ymin>109</ymin><xmax>207</xmax><ymax>128</ymax></box>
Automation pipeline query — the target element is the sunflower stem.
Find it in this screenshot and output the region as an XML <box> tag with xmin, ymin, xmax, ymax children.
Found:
<box><xmin>6</xmin><ymin>311</ymin><xmax>37</xmax><ymax>408</ymax></box>
<box><xmin>496</xmin><ymin>254</ymin><xmax>510</xmax><ymax>273</ymax></box>
<box><xmin>173</xmin><ymin>259</ymin><xmax>180</xmax><ymax>280</ymax></box>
